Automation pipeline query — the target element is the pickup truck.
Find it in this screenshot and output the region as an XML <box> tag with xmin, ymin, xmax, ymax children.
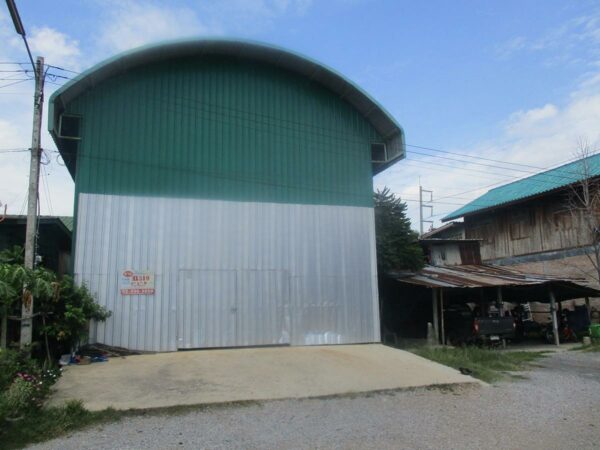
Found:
<box><xmin>444</xmin><ymin>304</ymin><xmax>515</xmax><ymax>346</ymax></box>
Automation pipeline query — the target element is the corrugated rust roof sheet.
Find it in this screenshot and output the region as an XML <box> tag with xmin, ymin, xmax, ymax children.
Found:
<box><xmin>391</xmin><ymin>264</ymin><xmax>590</xmax><ymax>289</ymax></box>
<box><xmin>443</xmin><ymin>153</ymin><xmax>600</xmax><ymax>221</ymax></box>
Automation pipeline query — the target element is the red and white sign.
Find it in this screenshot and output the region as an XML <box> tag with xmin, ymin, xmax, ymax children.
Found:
<box><xmin>120</xmin><ymin>270</ymin><xmax>155</xmax><ymax>295</ymax></box>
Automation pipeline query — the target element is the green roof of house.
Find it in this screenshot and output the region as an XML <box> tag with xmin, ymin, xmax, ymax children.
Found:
<box><xmin>443</xmin><ymin>153</ymin><xmax>600</xmax><ymax>221</ymax></box>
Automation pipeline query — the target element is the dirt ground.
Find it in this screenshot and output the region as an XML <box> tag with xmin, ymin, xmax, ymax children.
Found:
<box><xmin>33</xmin><ymin>350</ymin><xmax>600</xmax><ymax>450</ymax></box>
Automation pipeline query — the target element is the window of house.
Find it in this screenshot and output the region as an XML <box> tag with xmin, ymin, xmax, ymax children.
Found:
<box><xmin>59</xmin><ymin>114</ymin><xmax>82</xmax><ymax>140</ymax></box>
<box><xmin>468</xmin><ymin>221</ymin><xmax>494</xmax><ymax>245</ymax></box>
<box><xmin>510</xmin><ymin>209</ymin><xmax>534</xmax><ymax>240</ymax></box>
<box><xmin>552</xmin><ymin>210</ymin><xmax>574</xmax><ymax>231</ymax></box>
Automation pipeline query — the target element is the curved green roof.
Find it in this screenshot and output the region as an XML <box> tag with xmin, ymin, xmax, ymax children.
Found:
<box><xmin>49</xmin><ymin>38</ymin><xmax>405</xmax><ymax>175</ymax></box>
<box><xmin>443</xmin><ymin>153</ymin><xmax>600</xmax><ymax>221</ymax></box>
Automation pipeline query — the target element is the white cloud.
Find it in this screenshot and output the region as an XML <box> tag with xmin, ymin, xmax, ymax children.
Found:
<box><xmin>28</xmin><ymin>27</ymin><xmax>82</xmax><ymax>71</ymax></box>
<box><xmin>95</xmin><ymin>0</ymin><xmax>314</xmax><ymax>54</ymax></box>
<box><xmin>505</xmin><ymin>103</ymin><xmax>559</xmax><ymax>137</ymax></box>
<box><xmin>96</xmin><ymin>2</ymin><xmax>218</xmax><ymax>53</ymax></box>
<box><xmin>375</xmin><ymin>71</ymin><xmax>600</xmax><ymax>230</ymax></box>
<box><xmin>496</xmin><ymin>9</ymin><xmax>600</xmax><ymax>66</ymax></box>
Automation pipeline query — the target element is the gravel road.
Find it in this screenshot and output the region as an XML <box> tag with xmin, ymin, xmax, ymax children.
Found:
<box><xmin>31</xmin><ymin>350</ymin><xmax>600</xmax><ymax>450</ymax></box>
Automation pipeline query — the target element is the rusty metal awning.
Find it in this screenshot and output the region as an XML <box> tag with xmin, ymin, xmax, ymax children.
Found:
<box><xmin>389</xmin><ymin>264</ymin><xmax>600</xmax><ymax>302</ymax></box>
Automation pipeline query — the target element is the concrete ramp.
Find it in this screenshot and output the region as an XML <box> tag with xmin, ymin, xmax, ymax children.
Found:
<box><xmin>50</xmin><ymin>344</ymin><xmax>480</xmax><ymax>411</ymax></box>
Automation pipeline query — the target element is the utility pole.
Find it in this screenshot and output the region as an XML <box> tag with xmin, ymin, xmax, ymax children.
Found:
<box><xmin>419</xmin><ymin>184</ymin><xmax>433</xmax><ymax>235</ymax></box>
<box><xmin>6</xmin><ymin>0</ymin><xmax>44</xmax><ymax>349</ymax></box>
<box><xmin>20</xmin><ymin>55</ymin><xmax>44</xmax><ymax>348</ymax></box>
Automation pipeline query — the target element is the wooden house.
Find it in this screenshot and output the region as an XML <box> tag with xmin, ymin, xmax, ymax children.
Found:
<box><xmin>442</xmin><ymin>154</ymin><xmax>600</xmax><ymax>289</ymax></box>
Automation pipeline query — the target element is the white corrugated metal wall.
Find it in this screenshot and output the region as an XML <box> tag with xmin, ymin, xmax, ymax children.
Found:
<box><xmin>78</xmin><ymin>193</ymin><xmax>380</xmax><ymax>351</ymax></box>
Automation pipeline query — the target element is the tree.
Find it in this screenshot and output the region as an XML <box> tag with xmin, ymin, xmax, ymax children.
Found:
<box><xmin>565</xmin><ymin>139</ymin><xmax>600</xmax><ymax>284</ymax></box>
<box><xmin>0</xmin><ymin>246</ymin><xmax>110</xmax><ymax>363</ymax></box>
<box><xmin>374</xmin><ymin>187</ymin><xmax>424</xmax><ymax>273</ymax></box>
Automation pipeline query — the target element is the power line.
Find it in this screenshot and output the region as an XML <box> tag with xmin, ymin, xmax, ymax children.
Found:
<box><xmin>46</xmin><ymin>72</ymin><xmax>71</xmax><ymax>80</ymax></box>
<box><xmin>45</xmin><ymin>64</ymin><xmax>79</xmax><ymax>74</ymax></box>
<box><xmin>0</xmin><ymin>79</ymin><xmax>31</xmax><ymax>89</ymax></box>
<box><xmin>406</xmin><ymin>143</ymin><xmax>548</xmax><ymax>171</ymax></box>
<box><xmin>40</xmin><ymin>167</ymin><xmax>53</xmax><ymax>216</ymax></box>
<box><xmin>406</xmin><ymin>148</ymin><xmax>579</xmax><ymax>182</ymax></box>
<box><xmin>138</xmin><ymin>93</ymin><xmax>583</xmax><ymax>189</ymax></box>
<box><xmin>0</xmin><ymin>148</ymin><xmax>29</xmax><ymax>153</ymax></box>
<box><xmin>404</xmin><ymin>157</ymin><xmax>516</xmax><ymax>181</ymax></box>
<box><xmin>434</xmin><ymin>148</ymin><xmax>600</xmax><ymax>202</ymax></box>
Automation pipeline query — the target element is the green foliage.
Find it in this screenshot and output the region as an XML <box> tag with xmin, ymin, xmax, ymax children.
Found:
<box><xmin>374</xmin><ymin>187</ymin><xmax>424</xmax><ymax>272</ymax></box>
<box><xmin>38</xmin><ymin>275</ymin><xmax>111</xmax><ymax>345</ymax></box>
<box><xmin>0</xmin><ymin>246</ymin><xmax>111</xmax><ymax>357</ymax></box>
<box><xmin>0</xmin><ymin>400</ymin><xmax>123</xmax><ymax>449</ymax></box>
<box><xmin>0</xmin><ymin>349</ymin><xmax>61</xmax><ymax>423</ymax></box>
<box><xmin>0</xmin><ymin>246</ymin><xmax>24</xmax><ymax>265</ymax></box>
<box><xmin>413</xmin><ymin>347</ymin><xmax>547</xmax><ymax>383</ymax></box>
<box><xmin>0</xmin><ymin>349</ymin><xmax>40</xmax><ymax>392</ymax></box>
<box><xmin>0</xmin><ymin>377</ymin><xmax>36</xmax><ymax>419</ymax></box>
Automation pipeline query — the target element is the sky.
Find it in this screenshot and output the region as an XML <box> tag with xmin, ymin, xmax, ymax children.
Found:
<box><xmin>1</xmin><ymin>0</ymin><xmax>600</xmax><ymax>231</ymax></box>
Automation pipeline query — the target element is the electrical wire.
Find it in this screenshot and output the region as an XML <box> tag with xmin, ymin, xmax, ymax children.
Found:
<box><xmin>405</xmin><ymin>143</ymin><xmax>549</xmax><ymax>171</ymax></box>
<box><xmin>45</xmin><ymin>64</ymin><xmax>79</xmax><ymax>74</ymax></box>
<box><xmin>40</xmin><ymin>167</ymin><xmax>53</xmax><ymax>216</ymax></box>
<box><xmin>140</xmin><ymin>92</ymin><xmax>584</xmax><ymax>184</ymax></box>
<box><xmin>0</xmin><ymin>79</ymin><xmax>31</xmax><ymax>89</ymax></box>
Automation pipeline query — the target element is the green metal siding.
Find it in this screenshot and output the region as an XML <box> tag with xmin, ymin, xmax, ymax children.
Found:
<box><xmin>65</xmin><ymin>56</ymin><xmax>381</xmax><ymax>207</ymax></box>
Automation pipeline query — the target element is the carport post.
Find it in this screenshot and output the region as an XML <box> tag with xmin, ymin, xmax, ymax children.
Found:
<box><xmin>496</xmin><ymin>287</ymin><xmax>504</xmax><ymax>315</ymax></box>
<box><xmin>585</xmin><ymin>297</ymin><xmax>591</xmax><ymax>321</ymax></box>
<box><xmin>440</xmin><ymin>289</ymin><xmax>446</xmax><ymax>345</ymax></box>
<box><xmin>432</xmin><ymin>288</ymin><xmax>440</xmax><ymax>344</ymax></box>
<box><xmin>549</xmin><ymin>289</ymin><xmax>560</xmax><ymax>346</ymax></box>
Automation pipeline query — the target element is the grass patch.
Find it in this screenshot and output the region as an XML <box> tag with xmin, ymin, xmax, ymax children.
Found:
<box><xmin>412</xmin><ymin>346</ymin><xmax>547</xmax><ymax>383</ymax></box>
<box><xmin>0</xmin><ymin>400</ymin><xmax>123</xmax><ymax>450</ymax></box>
<box><xmin>0</xmin><ymin>398</ymin><xmax>264</xmax><ymax>449</ymax></box>
<box><xmin>571</xmin><ymin>342</ymin><xmax>600</xmax><ymax>352</ymax></box>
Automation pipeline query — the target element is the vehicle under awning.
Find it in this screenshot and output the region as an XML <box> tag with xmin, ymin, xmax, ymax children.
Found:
<box><xmin>383</xmin><ymin>264</ymin><xmax>600</xmax><ymax>346</ymax></box>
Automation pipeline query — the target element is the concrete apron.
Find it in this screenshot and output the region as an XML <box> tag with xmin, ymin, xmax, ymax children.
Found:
<box><xmin>49</xmin><ymin>344</ymin><xmax>481</xmax><ymax>411</ymax></box>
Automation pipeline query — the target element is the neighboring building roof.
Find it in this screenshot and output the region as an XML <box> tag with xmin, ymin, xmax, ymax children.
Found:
<box><xmin>389</xmin><ymin>264</ymin><xmax>600</xmax><ymax>302</ymax></box>
<box><xmin>443</xmin><ymin>153</ymin><xmax>600</xmax><ymax>221</ymax></box>
<box><xmin>421</xmin><ymin>221</ymin><xmax>464</xmax><ymax>239</ymax></box>
<box><xmin>419</xmin><ymin>238</ymin><xmax>480</xmax><ymax>245</ymax></box>
<box><xmin>58</xmin><ymin>216</ymin><xmax>74</xmax><ymax>232</ymax></box>
<box><xmin>0</xmin><ymin>215</ymin><xmax>73</xmax><ymax>235</ymax></box>
<box><xmin>49</xmin><ymin>38</ymin><xmax>405</xmax><ymax>176</ymax></box>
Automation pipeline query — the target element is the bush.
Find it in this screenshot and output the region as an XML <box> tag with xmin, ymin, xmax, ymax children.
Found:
<box><xmin>38</xmin><ymin>275</ymin><xmax>111</xmax><ymax>353</ymax></box>
<box><xmin>0</xmin><ymin>349</ymin><xmax>40</xmax><ymax>392</ymax></box>
<box><xmin>0</xmin><ymin>349</ymin><xmax>62</xmax><ymax>423</ymax></box>
<box><xmin>0</xmin><ymin>377</ymin><xmax>37</xmax><ymax>420</ymax></box>
<box><xmin>1</xmin><ymin>246</ymin><xmax>111</xmax><ymax>361</ymax></box>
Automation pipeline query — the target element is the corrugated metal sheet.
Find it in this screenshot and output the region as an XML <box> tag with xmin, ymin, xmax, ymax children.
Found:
<box><xmin>393</xmin><ymin>264</ymin><xmax>593</xmax><ymax>289</ymax></box>
<box><xmin>443</xmin><ymin>153</ymin><xmax>600</xmax><ymax>221</ymax></box>
<box><xmin>78</xmin><ymin>193</ymin><xmax>380</xmax><ymax>351</ymax></box>
<box><xmin>49</xmin><ymin>39</ymin><xmax>405</xmax><ymax>176</ymax></box>
<box><xmin>63</xmin><ymin>55</ymin><xmax>378</xmax><ymax>208</ymax></box>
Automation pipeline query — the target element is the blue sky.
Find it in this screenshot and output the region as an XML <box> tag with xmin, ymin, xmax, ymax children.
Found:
<box><xmin>1</xmin><ymin>0</ymin><xmax>600</xmax><ymax>228</ymax></box>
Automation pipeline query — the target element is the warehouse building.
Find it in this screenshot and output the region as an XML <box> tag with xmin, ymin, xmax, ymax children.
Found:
<box><xmin>49</xmin><ymin>39</ymin><xmax>405</xmax><ymax>351</ymax></box>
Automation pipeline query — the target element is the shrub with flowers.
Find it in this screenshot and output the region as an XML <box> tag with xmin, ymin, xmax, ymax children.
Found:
<box><xmin>0</xmin><ymin>350</ymin><xmax>61</xmax><ymax>422</ymax></box>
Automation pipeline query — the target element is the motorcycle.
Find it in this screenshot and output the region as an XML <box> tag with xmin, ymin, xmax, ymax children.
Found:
<box><xmin>543</xmin><ymin>309</ymin><xmax>578</xmax><ymax>344</ymax></box>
